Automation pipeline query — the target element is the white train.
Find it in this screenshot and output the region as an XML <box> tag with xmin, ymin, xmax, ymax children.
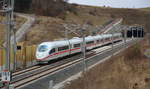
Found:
<box><xmin>36</xmin><ymin>33</ymin><xmax>122</xmax><ymax>63</ymax></box>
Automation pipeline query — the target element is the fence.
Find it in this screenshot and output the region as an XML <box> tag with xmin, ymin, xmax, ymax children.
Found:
<box><xmin>0</xmin><ymin>42</ymin><xmax>37</xmax><ymax>71</ymax></box>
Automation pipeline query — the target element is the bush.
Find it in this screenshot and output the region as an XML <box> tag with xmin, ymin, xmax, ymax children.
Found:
<box><xmin>14</xmin><ymin>0</ymin><xmax>32</xmax><ymax>12</ymax></box>
<box><xmin>67</xmin><ymin>4</ymin><xmax>78</xmax><ymax>15</ymax></box>
<box><xmin>31</xmin><ymin>0</ymin><xmax>77</xmax><ymax>18</ymax></box>
<box><xmin>124</xmin><ymin>43</ymin><xmax>142</xmax><ymax>60</ymax></box>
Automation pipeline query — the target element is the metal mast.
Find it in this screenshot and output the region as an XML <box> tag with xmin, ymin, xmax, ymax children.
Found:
<box><xmin>1</xmin><ymin>0</ymin><xmax>14</xmax><ymax>88</ymax></box>
<box><xmin>81</xmin><ymin>24</ymin><xmax>87</xmax><ymax>73</ymax></box>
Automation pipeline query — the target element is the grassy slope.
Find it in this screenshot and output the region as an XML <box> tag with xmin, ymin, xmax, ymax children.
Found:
<box><xmin>61</xmin><ymin>7</ymin><xmax>150</xmax><ymax>89</ymax></box>
<box><xmin>82</xmin><ymin>6</ymin><xmax>150</xmax><ymax>32</ymax></box>
<box><xmin>24</xmin><ymin>5</ymin><xmax>150</xmax><ymax>45</ymax></box>
<box><xmin>64</xmin><ymin>35</ymin><xmax>150</xmax><ymax>89</ymax></box>
<box><xmin>141</xmin><ymin>7</ymin><xmax>150</xmax><ymax>12</ymax></box>
<box><xmin>1</xmin><ymin>6</ymin><xmax>150</xmax><ymax>46</ymax></box>
<box><xmin>25</xmin><ymin>6</ymin><xmax>111</xmax><ymax>45</ymax></box>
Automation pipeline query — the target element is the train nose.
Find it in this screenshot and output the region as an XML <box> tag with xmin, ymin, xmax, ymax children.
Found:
<box><xmin>36</xmin><ymin>45</ymin><xmax>49</xmax><ymax>60</ymax></box>
<box><xmin>36</xmin><ymin>53</ymin><xmax>47</xmax><ymax>60</ymax></box>
<box><xmin>36</xmin><ymin>54</ymin><xmax>43</xmax><ymax>58</ymax></box>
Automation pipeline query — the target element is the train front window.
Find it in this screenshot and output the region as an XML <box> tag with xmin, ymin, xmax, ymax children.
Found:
<box><xmin>38</xmin><ymin>45</ymin><xmax>48</xmax><ymax>52</ymax></box>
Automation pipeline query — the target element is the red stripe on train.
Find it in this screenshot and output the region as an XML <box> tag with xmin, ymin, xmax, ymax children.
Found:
<box><xmin>37</xmin><ymin>47</ymin><xmax>81</xmax><ymax>60</ymax></box>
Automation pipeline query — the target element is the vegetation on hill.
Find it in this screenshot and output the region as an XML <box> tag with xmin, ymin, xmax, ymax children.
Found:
<box><xmin>75</xmin><ymin>6</ymin><xmax>150</xmax><ymax>33</ymax></box>
<box><xmin>22</xmin><ymin>5</ymin><xmax>150</xmax><ymax>45</ymax></box>
<box><xmin>141</xmin><ymin>7</ymin><xmax>150</xmax><ymax>12</ymax></box>
<box><xmin>2</xmin><ymin>1</ymin><xmax>150</xmax><ymax>45</ymax></box>
<box><xmin>14</xmin><ymin>0</ymin><xmax>32</xmax><ymax>12</ymax></box>
<box><xmin>0</xmin><ymin>16</ymin><xmax>26</xmax><ymax>47</ymax></box>
<box><xmin>14</xmin><ymin>0</ymin><xmax>77</xmax><ymax>19</ymax></box>
<box><xmin>25</xmin><ymin>14</ymin><xmax>110</xmax><ymax>45</ymax></box>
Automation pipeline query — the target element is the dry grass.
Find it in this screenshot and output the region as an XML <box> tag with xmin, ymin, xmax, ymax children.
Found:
<box><xmin>148</xmin><ymin>52</ymin><xmax>150</xmax><ymax>56</ymax></box>
<box><xmin>1</xmin><ymin>5</ymin><xmax>150</xmax><ymax>46</ymax></box>
<box><xmin>22</xmin><ymin>5</ymin><xmax>150</xmax><ymax>45</ymax></box>
<box><xmin>0</xmin><ymin>15</ymin><xmax>26</xmax><ymax>46</ymax></box>
<box><xmin>142</xmin><ymin>34</ymin><xmax>150</xmax><ymax>50</ymax></box>
<box><xmin>63</xmin><ymin>36</ymin><xmax>150</xmax><ymax>89</ymax></box>
<box><xmin>79</xmin><ymin>6</ymin><xmax>150</xmax><ymax>33</ymax></box>
<box><xmin>141</xmin><ymin>7</ymin><xmax>150</xmax><ymax>12</ymax></box>
<box><xmin>65</xmin><ymin>11</ymin><xmax>109</xmax><ymax>26</ymax></box>
<box><xmin>124</xmin><ymin>43</ymin><xmax>142</xmax><ymax>60</ymax></box>
<box><xmin>24</xmin><ymin>11</ymin><xmax>110</xmax><ymax>45</ymax></box>
<box><xmin>25</xmin><ymin>16</ymin><xmax>67</xmax><ymax>45</ymax></box>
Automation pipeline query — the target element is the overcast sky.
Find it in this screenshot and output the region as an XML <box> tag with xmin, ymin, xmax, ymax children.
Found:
<box><xmin>69</xmin><ymin>0</ymin><xmax>150</xmax><ymax>8</ymax></box>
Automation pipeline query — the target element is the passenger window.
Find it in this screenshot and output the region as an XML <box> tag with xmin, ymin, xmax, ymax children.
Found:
<box><xmin>58</xmin><ymin>46</ymin><xmax>69</xmax><ymax>51</ymax></box>
<box><xmin>74</xmin><ymin>44</ymin><xmax>80</xmax><ymax>48</ymax></box>
<box><xmin>49</xmin><ymin>48</ymin><xmax>55</xmax><ymax>54</ymax></box>
<box><xmin>97</xmin><ymin>40</ymin><xmax>99</xmax><ymax>43</ymax></box>
<box><xmin>86</xmin><ymin>41</ymin><xmax>94</xmax><ymax>44</ymax></box>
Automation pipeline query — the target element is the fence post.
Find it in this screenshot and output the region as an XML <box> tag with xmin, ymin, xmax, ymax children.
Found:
<box><xmin>31</xmin><ymin>46</ymin><xmax>33</xmax><ymax>65</ymax></box>
<box><xmin>0</xmin><ymin>49</ymin><xmax>3</xmax><ymax>71</ymax></box>
<box><xmin>49</xmin><ymin>80</ymin><xmax>53</xmax><ymax>89</ymax></box>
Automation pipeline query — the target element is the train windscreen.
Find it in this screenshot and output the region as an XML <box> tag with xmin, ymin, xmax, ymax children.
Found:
<box><xmin>38</xmin><ymin>45</ymin><xmax>48</xmax><ymax>52</ymax></box>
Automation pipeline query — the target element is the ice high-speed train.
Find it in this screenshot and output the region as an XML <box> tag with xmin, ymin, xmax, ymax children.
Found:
<box><xmin>36</xmin><ymin>33</ymin><xmax>122</xmax><ymax>63</ymax></box>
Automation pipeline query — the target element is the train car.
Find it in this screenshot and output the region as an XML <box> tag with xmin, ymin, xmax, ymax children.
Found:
<box><xmin>93</xmin><ymin>35</ymin><xmax>103</xmax><ymax>47</ymax></box>
<box><xmin>36</xmin><ymin>40</ymin><xmax>70</xmax><ymax>63</ymax></box>
<box><xmin>69</xmin><ymin>37</ymin><xmax>82</xmax><ymax>54</ymax></box>
<box><xmin>113</xmin><ymin>33</ymin><xmax>122</xmax><ymax>42</ymax></box>
<box><xmin>102</xmin><ymin>34</ymin><xmax>112</xmax><ymax>45</ymax></box>
<box><xmin>85</xmin><ymin>36</ymin><xmax>95</xmax><ymax>50</ymax></box>
<box><xmin>36</xmin><ymin>33</ymin><xmax>123</xmax><ymax>63</ymax></box>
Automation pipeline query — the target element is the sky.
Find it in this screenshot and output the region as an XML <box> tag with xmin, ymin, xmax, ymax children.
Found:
<box><xmin>68</xmin><ymin>0</ymin><xmax>150</xmax><ymax>8</ymax></box>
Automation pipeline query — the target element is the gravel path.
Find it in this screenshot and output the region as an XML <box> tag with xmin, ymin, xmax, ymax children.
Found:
<box><xmin>11</xmin><ymin>13</ymin><xmax>35</xmax><ymax>42</ymax></box>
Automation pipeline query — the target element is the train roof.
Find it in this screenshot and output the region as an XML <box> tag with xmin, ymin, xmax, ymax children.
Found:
<box><xmin>85</xmin><ymin>36</ymin><xmax>94</xmax><ymax>42</ymax></box>
<box><xmin>93</xmin><ymin>35</ymin><xmax>103</xmax><ymax>40</ymax></box>
<box><xmin>114</xmin><ymin>33</ymin><xmax>122</xmax><ymax>36</ymax></box>
<box><xmin>39</xmin><ymin>40</ymin><xmax>70</xmax><ymax>49</ymax></box>
<box><xmin>102</xmin><ymin>34</ymin><xmax>112</xmax><ymax>38</ymax></box>
<box><xmin>38</xmin><ymin>33</ymin><xmax>122</xmax><ymax>49</ymax></box>
<box><xmin>69</xmin><ymin>37</ymin><xmax>82</xmax><ymax>44</ymax></box>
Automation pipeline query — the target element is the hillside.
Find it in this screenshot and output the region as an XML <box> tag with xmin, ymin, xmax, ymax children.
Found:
<box><xmin>141</xmin><ymin>7</ymin><xmax>150</xmax><ymax>12</ymax></box>
<box><xmin>64</xmin><ymin>34</ymin><xmax>150</xmax><ymax>89</ymax></box>
<box><xmin>23</xmin><ymin>5</ymin><xmax>150</xmax><ymax>45</ymax></box>
<box><xmin>1</xmin><ymin>1</ymin><xmax>150</xmax><ymax>45</ymax></box>
<box><xmin>1</xmin><ymin>5</ymin><xmax>150</xmax><ymax>46</ymax></box>
<box><xmin>24</xmin><ymin>8</ymin><xmax>111</xmax><ymax>45</ymax></box>
<box><xmin>77</xmin><ymin>6</ymin><xmax>150</xmax><ymax>32</ymax></box>
<box><xmin>0</xmin><ymin>16</ymin><xmax>26</xmax><ymax>46</ymax></box>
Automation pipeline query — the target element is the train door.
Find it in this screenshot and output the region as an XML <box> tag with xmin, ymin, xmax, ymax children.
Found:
<box><xmin>72</xmin><ymin>43</ymin><xmax>81</xmax><ymax>54</ymax></box>
<box><xmin>58</xmin><ymin>45</ymin><xmax>70</xmax><ymax>58</ymax></box>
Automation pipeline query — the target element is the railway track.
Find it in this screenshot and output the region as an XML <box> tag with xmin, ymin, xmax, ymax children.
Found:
<box><xmin>12</xmin><ymin>66</ymin><xmax>41</xmax><ymax>76</ymax></box>
<box><xmin>1</xmin><ymin>50</ymin><xmax>93</xmax><ymax>89</ymax></box>
<box><xmin>1</xmin><ymin>39</ymin><xmax>135</xmax><ymax>89</ymax></box>
<box><xmin>0</xmin><ymin>48</ymin><xmax>88</xmax><ymax>88</ymax></box>
<box><xmin>12</xmin><ymin>51</ymin><xmax>96</xmax><ymax>86</ymax></box>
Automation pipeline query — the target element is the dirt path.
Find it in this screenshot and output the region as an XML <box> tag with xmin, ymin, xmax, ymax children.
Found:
<box><xmin>11</xmin><ymin>13</ymin><xmax>35</xmax><ymax>42</ymax></box>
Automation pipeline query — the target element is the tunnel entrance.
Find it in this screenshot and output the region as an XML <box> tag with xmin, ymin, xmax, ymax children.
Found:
<box><xmin>127</xmin><ymin>26</ymin><xmax>144</xmax><ymax>38</ymax></box>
